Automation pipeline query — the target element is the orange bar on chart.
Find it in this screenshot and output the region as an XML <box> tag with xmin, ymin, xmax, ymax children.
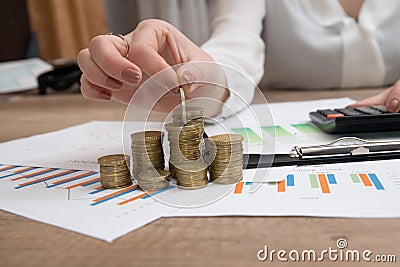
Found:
<box><xmin>234</xmin><ymin>182</ymin><xmax>244</xmax><ymax>194</ymax></box>
<box><xmin>93</xmin><ymin>185</ymin><xmax>138</xmax><ymax>203</ymax></box>
<box><xmin>359</xmin><ymin>174</ymin><xmax>372</xmax><ymax>186</ymax></box>
<box><xmin>318</xmin><ymin>174</ymin><xmax>331</xmax><ymax>193</ymax></box>
<box><xmin>0</xmin><ymin>165</ymin><xmax>16</xmax><ymax>171</ymax></box>
<box><xmin>12</xmin><ymin>168</ymin><xmax>58</xmax><ymax>181</ymax></box>
<box><xmin>277</xmin><ymin>180</ymin><xmax>285</xmax><ymax>192</ymax></box>
<box><xmin>14</xmin><ymin>167</ymin><xmax>35</xmax><ymax>173</ymax></box>
<box><xmin>67</xmin><ymin>177</ymin><xmax>100</xmax><ymax>189</ymax></box>
<box><xmin>52</xmin><ymin>171</ymin><xmax>95</xmax><ymax>185</ymax></box>
<box><xmin>118</xmin><ymin>191</ymin><xmax>152</xmax><ymax>205</ymax></box>
<box><xmin>16</xmin><ymin>169</ymin><xmax>69</xmax><ymax>184</ymax></box>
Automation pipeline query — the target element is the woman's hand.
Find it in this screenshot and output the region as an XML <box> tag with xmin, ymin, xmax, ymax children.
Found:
<box><xmin>350</xmin><ymin>80</ymin><xmax>400</xmax><ymax>112</ymax></box>
<box><xmin>77</xmin><ymin>19</ymin><xmax>228</xmax><ymax>116</ymax></box>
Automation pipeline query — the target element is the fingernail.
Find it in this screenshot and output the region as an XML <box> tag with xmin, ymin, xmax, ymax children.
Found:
<box><xmin>122</xmin><ymin>68</ymin><xmax>140</xmax><ymax>84</ymax></box>
<box><xmin>105</xmin><ymin>77</ymin><xmax>123</xmax><ymax>89</ymax></box>
<box><xmin>98</xmin><ymin>90</ymin><xmax>112</xmax><ymax>100</ymax></box>
<box><xmin>388</xmin><ymin>99</ymin><xmax>400</xmax><ymax>112</ymax></box>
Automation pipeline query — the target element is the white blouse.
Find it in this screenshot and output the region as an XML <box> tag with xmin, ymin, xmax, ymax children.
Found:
<box><xmin>200</xmin><ymin>0</ymin><xmax>400</xmax><ymax>118</ymax></box>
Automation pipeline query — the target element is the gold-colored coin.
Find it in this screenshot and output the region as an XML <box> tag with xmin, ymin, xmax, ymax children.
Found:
<box><xmin>208</xmin><ymin>134</ymin><xmax>243</xmax><ymax>185</ymax></box>
<box><xmin>98</xmin><ymin>154</ymin><xmax>132</xmax><ymax>189</ymax></box>
<box><xmin>130</xmin><ymin>131</ymin><xmax>163</xmax><ymax>141</ymax></box>
<box><xmin>98</xmin><ymin>154</ymin><xmax>130</xmax><ymax>166</ymax></box>
<box><xmin>209</xmin><ymin>134</ymin><xmax>243</xmax><ymax>144</ymax></box>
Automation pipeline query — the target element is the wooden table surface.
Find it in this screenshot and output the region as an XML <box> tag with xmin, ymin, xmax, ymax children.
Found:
<box><xmin>1</xmin><ymin>87</ymin><xmax>399</xmax><ymax>267</ymax></box>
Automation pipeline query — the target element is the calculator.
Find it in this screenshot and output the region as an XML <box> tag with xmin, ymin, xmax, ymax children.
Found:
<box><xmin>309</xmin><ymin>105</ymin><xmax>400</xmax><ymax>134</ymax></box>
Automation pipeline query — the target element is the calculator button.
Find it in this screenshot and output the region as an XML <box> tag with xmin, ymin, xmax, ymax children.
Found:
<box><xmin>371</xmin><ymin>105</ymin><xmax>388</xmax><ymax>113</ymax></box>
<box><xmin>354</xmin><ymin>106</ymin><xmax>383</xmax><ymax>115</ymax></box>
<box><xmin>334</xmin><ymin>108</ymin><xmax>364</xmax><ymax>116</ymax></box>
<box><xmin>326</xmin><ymin>113</ymin><xmax>345</xmax><ymax>119</ymax></box>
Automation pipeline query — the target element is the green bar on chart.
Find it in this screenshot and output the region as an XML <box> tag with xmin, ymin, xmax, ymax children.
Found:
<box><xmin>268</xmin><ymin>182</ymin><xmax>277</xmax><ymax>186</ymax></box>
<box><xmin>350</xmin><ymin>174</ymin><xmax>361</xmax><ymax>183</ymax></box>
<box><xmin>231</xmin><ymin>127</ymin><xmax>263</xmax><ymax>143</ymax></box>
<box><xmin>262</xmin><ymin>126</ymin><xmax>292</xmax><ymax>137</ymax></box>
<box><xmin>309</xmin><ymin>174</ymin><xmax>319</xmax><ymax>188</ymax></box>
<box><xmin>291</xmin><ymin>123</ymin><xmax>320</xmax><ymax>134</ymax></box>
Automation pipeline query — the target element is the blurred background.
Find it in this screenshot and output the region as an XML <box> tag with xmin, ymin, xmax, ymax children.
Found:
<box><xmin>0</xmin><ymin>0</ymin><xmax>214</xmax><ymax>62</ymax></box>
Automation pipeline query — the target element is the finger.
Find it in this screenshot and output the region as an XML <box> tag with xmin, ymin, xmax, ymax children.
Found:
<box><xmin>132</xmin><ymin>42</ymin><xmax>180</xmax><ymax>91</ymax></box>
<box><xmin>347</xmin><ymin>88</ymin><xmax>391</xmax><ymax>108</ymax></box>
<box><xmin>176</xmin><ymin>63</ymin><xmax>205</xmax><ymax>93</ymax></box>
<box><xmin>385</xmin><ymin>81</ymin><xmax>400</xmax><ymax>112</ymax></box>
<box><xmin>128</xmin><ymin>32</ymin><xmax>179</xmax><ymax>92</ymax></box>
<box><xmin>77</xmin><ymin>48</ymin><xmax>124</xmax><ymax>91</ymax></box>
<box><xmin>80</xmin><ymin>75</ymin><xmax>112</xmax><ymax>101</ymax></box>
<box><xmin>88</xmin><ymin>35</ymin><xmax>142</xmax><ymax>85</ymax></box>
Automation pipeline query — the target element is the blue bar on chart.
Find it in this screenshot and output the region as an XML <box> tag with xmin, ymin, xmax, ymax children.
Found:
<box><xmin>367</xmin><ymin>173</ymin><xmax>384</xmax><ymax>190</ymax></box>
<box><xmin>286</xmin><ymin>174</ymin><xmax>295</xmax><ymax>187</ymax></box>
<box><xmin>327</xmin><ymin>174</ymin><xmax>337</xmax><ymax>184</ymax></box>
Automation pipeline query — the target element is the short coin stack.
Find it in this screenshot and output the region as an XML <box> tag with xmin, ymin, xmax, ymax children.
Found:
<box><xmin>174</xmin><ymin>161</ymin><xmax>208</xmax><ymax>189</ymax></box>
<box><xmin>98</xmin><ymin>154</ymin><xmax>133</xmax><ymax>189</ymax></box>
<box><xmin>136</xmin><ymin>169</ymin><xmax>170</xmax><ymax>191</ymax></box>
<box><xmin>130</xmin><ymin>131</ymin><xmax>165</xmax><ymax>178</ymax></box>
<box><xmin>209</xmin><ymin>134</ymin><xmax>244</xmax><ymax>184</ymax></box>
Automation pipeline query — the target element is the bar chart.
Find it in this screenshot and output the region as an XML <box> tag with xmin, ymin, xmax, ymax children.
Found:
<box><xmin>309</xmin><ymin>173</ymin><xmax>337</xmax><ymax>194</ymax></box>
<box><xmin>230</xmin><ymin>123</ymin><xmax>322</xmax><ymax>144</ymax></box>
<box><xmin>233</xmin><ymin>174</ymin><xmax>295</xmax><ymax>194</ymax></box>
<box><xmin>0</xmin><ymin>164</ymin><xmax>175</xmax><ymax>207</ymax></box>
<box><xmin>350</xmin><ymin>173</ymin><xmax>385</xmax><ymax>190</ymax></box>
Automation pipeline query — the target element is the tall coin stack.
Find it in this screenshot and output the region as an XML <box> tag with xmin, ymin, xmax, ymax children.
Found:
<box><xmin>175</xmin><ymin>161</ymin><xmax>208</xmax><ymax>189</ymax></box>
<box><xmin>165</xmin><ymin>106</ymin><xmax>207</xmax><ymax>188</ymax></box>
<box><xmin>209</xmin><ymin>134</ymin><xmax>244</xmax><ymax>184</ymax></box>
<box><xmin>165</xmin><ymin>123</ymin><xmax>204</xmax><ymax>176</ymax></box>
<box><xmin>98</xmin><ymin>154</ymin><xmax>133</xmax><ymax>189</ymax></box>
<box><xmin>130</xmin><ymin>131</ymin><xmax>165</xmax><ymax>178</ymax></box>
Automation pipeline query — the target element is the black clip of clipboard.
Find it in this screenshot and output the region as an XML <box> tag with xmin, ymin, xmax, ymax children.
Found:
<box><xmin>243</xmin><ymin>137</ymin><xmax>400</xmax><ymax>169</ymax></box>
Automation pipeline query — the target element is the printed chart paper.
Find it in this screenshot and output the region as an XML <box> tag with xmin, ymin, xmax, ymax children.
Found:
<box><xmin>1</xmin><ymin>98</ymin><xmax>400</xmax><ymax>242</ymax></box>
<box><xmin>0</xmin><ymin>164</ymin><xmax>290</xmax><ymax>242</ymax></box>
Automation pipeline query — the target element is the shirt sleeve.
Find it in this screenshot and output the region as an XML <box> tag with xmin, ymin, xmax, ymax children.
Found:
<box><xmin>201</xmin><ymin>0</ymin><xmax>266</xmax><ymax>120</ymax></box>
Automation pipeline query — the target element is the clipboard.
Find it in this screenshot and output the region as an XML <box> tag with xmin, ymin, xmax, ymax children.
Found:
<box><xmin>243</xmin><ymin>137</ymin><xmax>400</xmax><ymax>169</ymax></box>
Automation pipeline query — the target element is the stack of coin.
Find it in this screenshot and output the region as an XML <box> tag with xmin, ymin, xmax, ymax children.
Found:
<box><xmin>167</xmin><ymin>106</ymin><xmax>205</xmax><ymax>177</ymax></box>
<box><xmin>165</xmin><ymin>122</ymin><xmax>204</xmax><ymax>177</ymax></box>
<box><xmin>209</xmin><ymin>134</ymin><xmax>244</xmax><ymax>184</ymax></box>
<box><xmin>98</xmin><ymin>154</ymin><xmax>132</xmax><ymax>189</ymax></box>
<box><xmin>131</xmin><ymin>131</ymin><xmax>165</xmax><ymax>177</ymax></box>
<box><xmin>174</xmin><ymin>161</ymin><xmax>208</xmax><ymax>189</ymax></box>
<box><xmin>136</xmin><ymin>169</ymin><xmax>170</xmax><ymax>191</ymax></box>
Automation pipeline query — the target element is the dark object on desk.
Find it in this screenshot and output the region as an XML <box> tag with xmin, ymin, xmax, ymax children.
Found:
<box><xmin>309</xmin><ymin>105</ymin><xmax>400</xmax><ymax>134</ymax></box>
<box><xmin>38</xmin><ymin>63</ymin><xmax>82</xmax><ymax>95</ymax></box>
<box><xmin>243</xmin><ymin>137</ymin><xmax>400</xmax><ymax>169</ymax></box>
